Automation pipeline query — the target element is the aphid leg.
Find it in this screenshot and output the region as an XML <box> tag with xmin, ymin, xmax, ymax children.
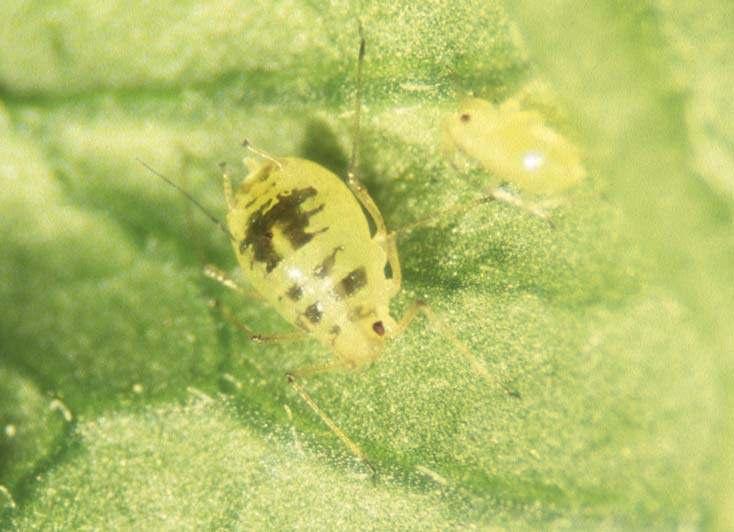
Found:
<box><xmin>249</xmin><ymin>331</ymin><xmax>309</xmax><ymax>343</ymax></box>
<box><xmin>283</xmin><ymin>404</ymin><xmax>305</xmax><ymax>455</ymax></box>
<box><xmin>49</xmin><ymin>398</ymin><xmax>74</xmax><ymax>422</ymax></box>
<box><xmin>346</xmin><ymin>173</ymin><xmax>405</xmax><ymax>292</ymax></box>
<box><xmin>394</xmin><ymin>187</ymin><xmax>554</xmax><ymax>238</ymax></box>
<box><xmin>383</xmin><ymin>231</ymin><xmax>402</xmax><ymax>290</ymax></box>
<box><xmin>202</xmin><ymin>263</ymin><xmax>266</xmax><ymax>301</ymax></box>
<box><xmin>415</xmin><ymin>464</ymin><xmax>449</xmax><ymax>486</ymax></box>
<box><xmin>204</xmin><ymin>265</ymin><xmax>305</xmax><ymax>341</ymax></box>
<box><xmin>393</xmin><ymin>300</ymin><xmax>521</xmax><ymax>398</ymax></box>
<box><xmin>488</xmin><ymin>187</ymin><xmax>555</xmax><ymax>227</ymax></box>
<box><xmin>219</xmin><ymin>162</ymin><xmax>235</xmax><ymax>210</ymax></box>
<box><xmin>0</xmin><ymin>484</ymin><xmax>16</xmax><ymax>510</ymax></box>
<box><xmin>394</xmin><ymin>195</ymin><xmax>494</xmax><ymax>237</ymax></box>
<box><xmin>208</xmin><ymin>299</ymin><xmax>307</xmax><ymax>343</ymax></box>
<box><xmin>286</xmin><ymin>371</ymin><xmax>375</xmax><ymax>474</ymax></box>
<box><xmin>288</xmin><ymin>359</ymin><xmax>354</xmax><ymax>379</ymax></box>
<box><xmin>346</xmin><ymin>174</ymin><xmax>389</xmax><ymax>233</ymax></box>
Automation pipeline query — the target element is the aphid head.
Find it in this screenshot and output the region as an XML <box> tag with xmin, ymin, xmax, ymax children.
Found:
<box><xmin>442</xmin><ymin>97</ymin><xmax>499</xmax><ymax>160</ymax></box>
<box><xmin>446</xmin><ymin>98</ymin><xmax>498</xmax><ymax>136</ymax></box>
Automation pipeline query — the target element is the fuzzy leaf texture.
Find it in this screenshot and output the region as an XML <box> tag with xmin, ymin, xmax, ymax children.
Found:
<box><xmin>1</xmin><ymin>1</ymin><xmax>732</xmax><ymax>529</ymax></box>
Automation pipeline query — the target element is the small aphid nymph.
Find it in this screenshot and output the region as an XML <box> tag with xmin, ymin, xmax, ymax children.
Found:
<box><xmin>444</xmin><ymin>96</ymin><xmax>586</xmax><ymax>196</ymax></box>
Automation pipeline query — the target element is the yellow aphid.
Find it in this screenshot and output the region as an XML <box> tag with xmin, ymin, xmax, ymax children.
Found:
<box><xmin>223</xmin><ymin>155</ymin><xmax>398</xmax><ymax>370</ymax></box>
<box><xmin>444</xmin><ymin>97</ymin><xmax>585</xmax><ymax>195</ymax></box>
<box><xmin>145</xmin><ymin>27</ymin><xmax>518</xmax><ymax>470</ymax></box>
<box><xmin>215</xmin><ymin>138</ymin><xmax>511</xmax><ymax>469</ymax></box>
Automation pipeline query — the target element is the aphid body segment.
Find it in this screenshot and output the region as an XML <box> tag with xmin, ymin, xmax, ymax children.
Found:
<box><xmin>444</xmin><ymin>97</ymin><xmax>585</xmax><ymax>195</ymax></box>
<box><xmin>225</xmin><ymin>157</ymin><xmax>397</xmax><ymax>370</ymax></box>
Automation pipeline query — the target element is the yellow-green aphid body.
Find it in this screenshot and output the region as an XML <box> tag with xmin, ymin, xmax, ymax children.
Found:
<box><xmin>226</xmin><ymin>157</ymin><xmax>397</xmax><ymax>369</ymax></box>
<box><xmin>145</xmin><ymin>27</ymin><xmax>522</xmax><ymax>467</ymax></box>
<box><xmin>445</xmin><ymin>97</ymin><xmax>585</xmax><ymax>194</ymax></box>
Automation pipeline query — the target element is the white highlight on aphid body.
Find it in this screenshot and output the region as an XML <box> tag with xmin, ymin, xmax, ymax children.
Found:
<box><xmin>286</xmin><ymin>266</ymin><xmax>304</xmax><ymax>282</ymax></box>
<box><xmin>522</xmin><ymin>151</ymin><xmax>545</xmax><ymax>173</ymax></box>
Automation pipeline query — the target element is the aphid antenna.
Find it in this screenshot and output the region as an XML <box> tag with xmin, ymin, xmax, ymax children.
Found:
<box><xmin>137</xmin><ymin>158</ymin><xmax>236</xmax><ymax>242</ymax></box>
<box><xmin>348</xmin><ymin>20</ymin><xmax>366</xmax><ymax>178</ymax></box>
<box><xmin>241</xmin><ymin>139</ymin><xmax>283</xmax><ymax>169</ymax></box>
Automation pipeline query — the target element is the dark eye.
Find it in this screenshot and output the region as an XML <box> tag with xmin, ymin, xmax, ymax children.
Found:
<box><xmin>372</xmin><ymin>321</ymin><xmax>385</xmax><ymax>336</ymax></box>
<box><xmin>460</xmin><ymin>113</ymin><xmax>471</xmax><ymax>123</ymax></box>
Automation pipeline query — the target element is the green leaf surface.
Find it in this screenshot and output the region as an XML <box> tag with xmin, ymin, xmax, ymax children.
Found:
<box><xmin>1</xmin><ymin>0</ymin><xmax>732</xmax><ymax>529</ymax></box>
